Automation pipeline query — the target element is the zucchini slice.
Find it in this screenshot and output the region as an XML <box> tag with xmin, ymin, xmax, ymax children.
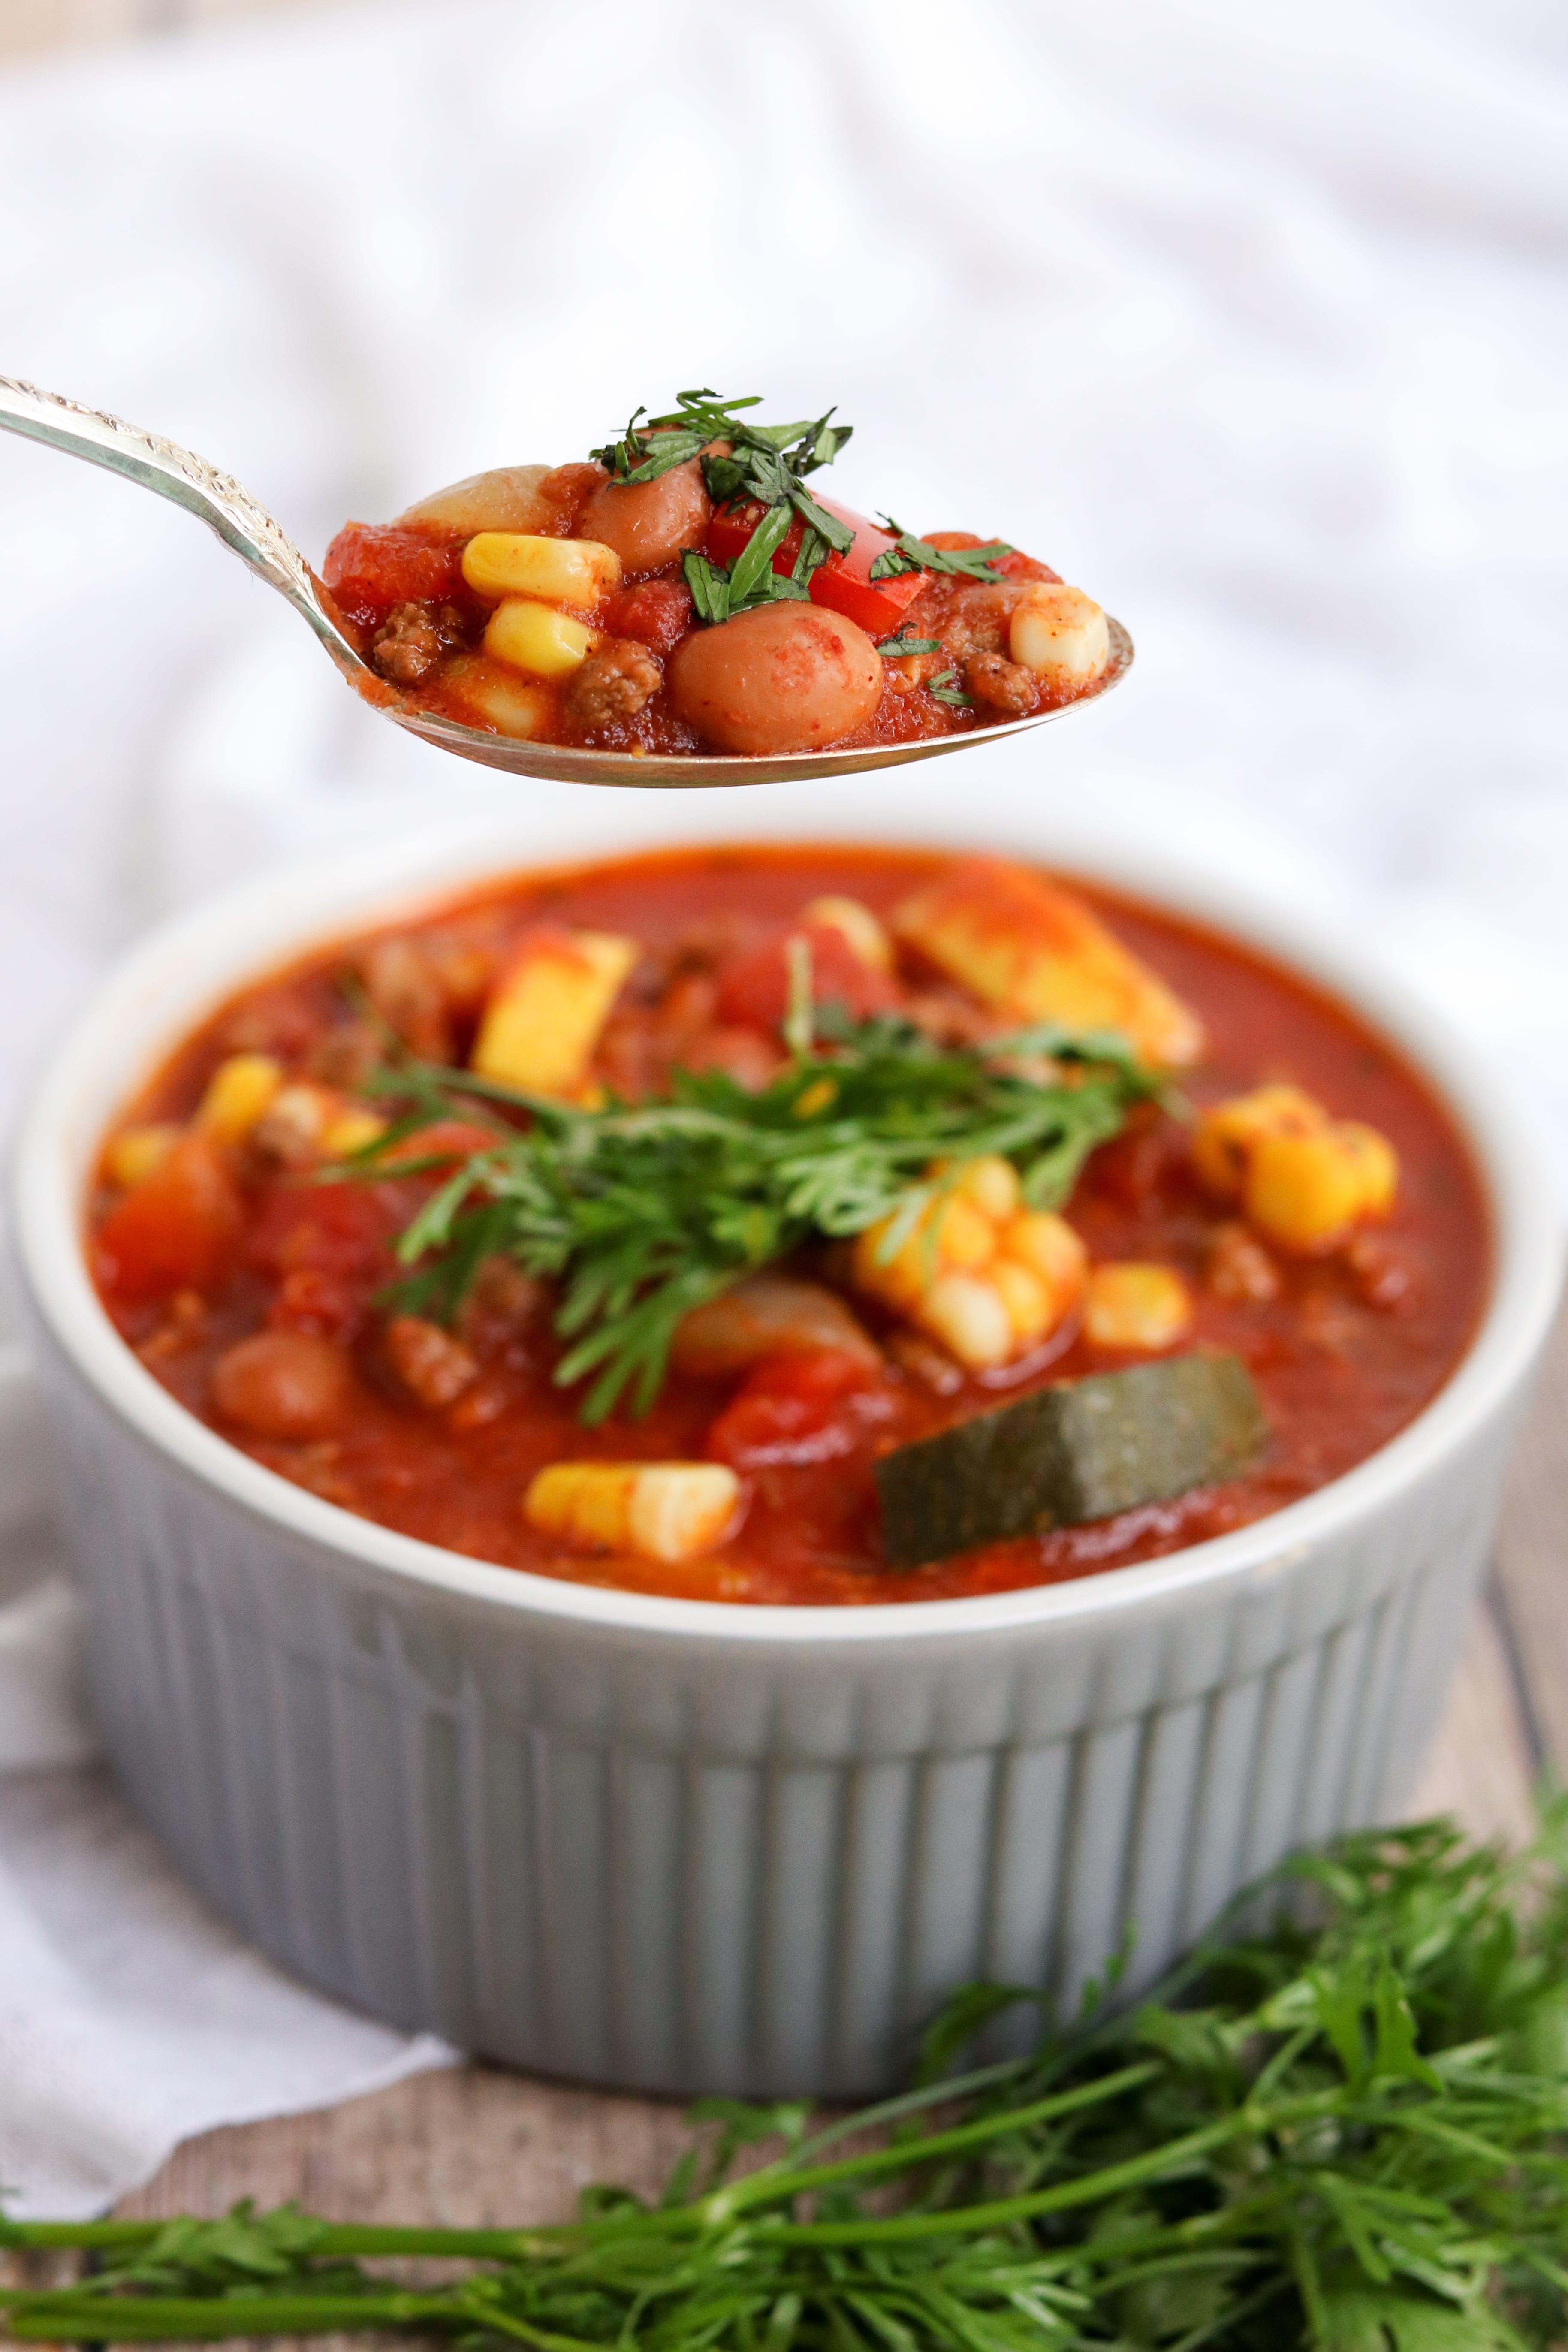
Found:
<box><xmin>875</xmin><ymin>1353</ymin><xmax>1268</xmax><ymax>1569</ymax></box>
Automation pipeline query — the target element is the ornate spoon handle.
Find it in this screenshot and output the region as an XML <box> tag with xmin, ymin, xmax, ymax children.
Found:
<box><xmin>0</xmin><ymin>376</ymin><xmax>366</xmax><ymax>677</ymax></box>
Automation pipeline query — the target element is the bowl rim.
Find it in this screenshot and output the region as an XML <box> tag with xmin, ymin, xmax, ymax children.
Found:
<box><xmin>12</xmin><ymin>782</ymin><xmax>1563</xmax><ymax>1651</ymax></box>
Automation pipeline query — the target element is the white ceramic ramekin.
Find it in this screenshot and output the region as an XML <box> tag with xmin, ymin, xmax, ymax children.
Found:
<box><xmin>12</xmin><ymin>783</ymin><xmax>1562</xmax><ymax>2095</ymax></box>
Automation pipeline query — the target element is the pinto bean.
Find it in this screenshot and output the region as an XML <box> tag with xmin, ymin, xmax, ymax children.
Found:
<box><xmin>579</xmin><ymin>459</ymin><xmax>712</xmax><ymax>571</ymax></box>
<box><xmin>667</xmin><ymin>604</ymin><xmax>882</xmax><ymax>754</ymax></box>
<box><xmin>396</xmin><ymin>464</ymin><xmax>556</xmax><ymax>537</ymax></box>
<box><xmin>212</xmin><ymin>1330</ymin><xmax>353</xmax><ymax>1440</ymax></box>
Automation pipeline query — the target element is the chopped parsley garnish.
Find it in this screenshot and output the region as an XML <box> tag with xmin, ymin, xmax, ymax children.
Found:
<box><xmin>590</xmin><ymin>391</ymin><xmax>856</xmax><ymax>621</ymax></box>
<box><xmin>681</xmin><ymin>543</ymin><xmax>809</xmax><ymax>627</ymax></box>
<box><xmin>926</xmin><ymin>667</ymin><xmax>974</xmax><ymax>707</ymax></box>
<box><xmin>874</xmin><ymin>628</ymin><xmax>942</xmax><ymax>657</ymax></box>
<box><xmin>869</xmin><ymin>521</ymin><xmax>1016</xmax><ymax>584</ymax></box>
<box><xmin>352</xmin><ymin>1019</ymin><xmax>1155</xmax><ymax>1422</ymax></box>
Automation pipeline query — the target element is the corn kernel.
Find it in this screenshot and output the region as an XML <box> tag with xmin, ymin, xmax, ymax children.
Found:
<box><xmin>1191</xmin><ymin>1084</ymin><xmax>1325</xmax><ymax>1201</ymax></box>
<box><xmin>523</xmin><ymin>1461</ymin><xmax>740</xmax><ymax>1563</ymax></box>
<box><xmin>440</xmin><ymin>654</ymin><xmax>550</xmax><ymax>740</ymax></box>
<box><xmin>196</xmin><ymin>1053</ymin><xmax>284</xmax><ymax>1142</ymax></box>
<box><xmin>1083</xmin><ymin>1263</ymin><xmax>1193</xmax><ymax>1352</ymax></box>
<box><xmin>1244</xmin><ymin>1128</ymin><xmax>1375</xmax><ymax>1254</ymax></box>
<box><xmin>853</xmin><ymin>1190</ymin><xmax>996</xmax><ymax>1310</ymax></box>
<box><xmin>793</xmin><ymin>1076</ymin><xmax>838</xmax><ymax>1119</ymax></box>
<box><xmin>1008</xmin><ymin>583</ymin><xmax>1111</xmax><ymax>689</ymax></box>
<box><xmin>1001</xmin><ymin>1210</ymin><xmax>1088</xmax><ymax>1306</ymax></box>
<box><xmin>851</xmin><ymin>1215</ymin><xmax>927</xmax><ymax>1311</ymax></box>
<box><xmin>935</xmin><ymin>1194</ymin><xmax>997</xmax><ymax>1272</ymax></box>
<box><xmin>483</xmin><ymin>598</ymin><xmax>594</xmax><ymax>679</ymax></box>
<box><xmin>802</xmin><ymin>895</ymin><xmax>894</xmax><ymax>974</ymax></box>
<box><xmin>528</xmin><ymin>1462</ymin><xmax>634</xmax><ymax>1550</ymax></box>
<box><xmin>920</xmin><ymin>1273</ymin><xmax>1014</xmax><ymax>1369</ymax></box>
<box><xmin>103</xmin><ymin>1123</ymin><xmax>181</xmax><ymax>1188</ymax></box>
<box><xmin>320</xmin><ymin>1108</ymin><xmax>388</xmax><ymax>1158</ymax></box>
<box><xmin>627</xmin><ymin>1466</ymin><xmax>741</xmax><ymax>1562</ymax></box>
<box><xmin>473</xmin><ymin>928</ymin><xmax>637</xmax><ymax>1098</ymax></box>
<box><xmin>992</xmin><ymin>1257</ymin><xmax>1053</xmax><ymax>1345</ymax></box>
<box><xmin>461</xmin><ymin>532</ymin><xmax>621</xmax><ymax>606</ymax></box>
<box><xmin>951</xmin><ymin>1154</ymin><xmax>1022</xmax><ymax>1222</ymax></box>
<box><xmin>1336</xmin><ymin>1122</ymin><xmax>1399</xmax><ymax>1219</ymax></box>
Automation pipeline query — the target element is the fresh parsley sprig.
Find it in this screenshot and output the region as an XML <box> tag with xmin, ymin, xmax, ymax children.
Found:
<box><xmin>350</xmin><ymin>1019</ymin><xmax>1155</xmax><ymax>1423</ymax></box>
<box><xmin>869</xmin><ymin>520</ymin><xmax>1016</xmax><ymax>583</ymax></box>
<box><xmin>588</xmin><ymin>390</ymin><xmax>774</xmax><ymax>484</ymax></box>
<box><xmin>9</xmin><ymin>1809</ymin><xmax>1568</xmax><ymax>2350</ymax></box>
<box><xmin>590</xmin><ymin>392</ymin><xmax>857</xmax><ymax>618</ymax></box>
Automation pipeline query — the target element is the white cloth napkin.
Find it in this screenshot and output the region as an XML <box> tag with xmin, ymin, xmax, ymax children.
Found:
<box><xmin>0</xmin><ymin>0</ymin><xmax>1565</xmax><ymax>2219</ymax></box>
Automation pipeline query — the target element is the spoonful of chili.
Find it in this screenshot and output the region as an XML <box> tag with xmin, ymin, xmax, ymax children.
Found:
<box><xmin>0</xmin><ymin>378</ymin><xmax>1131</xmax><ymax>788</ymax></box>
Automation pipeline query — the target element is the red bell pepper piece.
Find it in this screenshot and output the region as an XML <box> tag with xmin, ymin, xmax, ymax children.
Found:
<box><xmin>703</xmin><ymin>497</ymin><xmax>929</xmax><ymax>639</ymax></box>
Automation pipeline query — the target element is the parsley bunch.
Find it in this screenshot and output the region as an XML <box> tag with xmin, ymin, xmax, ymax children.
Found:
<box><xmin>8</xmin><ymin>1810</ymin><xmax>1568</xmax><ymax>2349</ymax></box>
<box><xmin>589</xmin><ymin>389</ymin><xmax>856</xmax><ymax>625</ymax></box>
<box><xmin>353</xmin><ymin>1015</ymin><xmax>1155</xmax><ymax>1423</ymax></box>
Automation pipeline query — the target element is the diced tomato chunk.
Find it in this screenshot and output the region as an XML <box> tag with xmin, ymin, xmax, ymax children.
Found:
<box><xmin>810</xmin><ymin>554</ymin><xmax>928</xmax><ymax>636</ymax></box>
<box><xmin>93</xmin><ymin>1134</ymin><xmax>244</xmax><ymax>1303</ymax></box>
<box><xmin>706</xmin><ymin>1348</ymin><xmax>887</xmax><ymax>1469</ymax></box>
<box><xmin>716</xmin><ymin>923</ymin><xmax>899</xmax><ymax>1035</ymax></box>
<box><xmin>898</xmin><ymin>531</ymin><xmax>1058</xmax><ymax>585</ymax></box>
<box><xmin>265</xmin><ymin>1266</ymin><xmax>365</xmax><ymax>1342</ymax></box>
<box><xmin>601</xmin><ymin>578</ymin><xmax>694</xmax><ymax>654</ymax></box>
<box><xmin>704</xmin><ymin>497</ymin><xmax>929</xmax><ymax>640</ymax></box>
<box><xmin>993</xmin><ymin>550</ymin><xmax>1060</xmax><ymax>582</ymax></box>
<box><xmin>245</xmin><ymin>1182</ymin><xmax>396</xmax><ymax>1282</ymax></box>
<box><xmin>323</xmin><ymin>524</ymin><xmax>464</xmax><ymax>625</ymax></box>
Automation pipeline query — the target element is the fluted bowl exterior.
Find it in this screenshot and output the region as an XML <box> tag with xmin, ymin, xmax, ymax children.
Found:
<box><xmin>13</xmin><ymin>784</ymin><xmax>1562</xmax><ymax>2094</ymax></box>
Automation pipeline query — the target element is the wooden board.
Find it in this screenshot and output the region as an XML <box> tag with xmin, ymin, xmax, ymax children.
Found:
<box><xmin>46</xmin><ymin>1291</ymin><xmax>1568</xmax><ymax>2243</ymax></box>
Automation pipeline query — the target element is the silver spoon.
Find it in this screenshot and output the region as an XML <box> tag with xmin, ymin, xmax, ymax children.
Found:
<box><xmin>0</xmin><ymin>376</ymin><xmax>1132</xmax><ymax>788</ymax></box>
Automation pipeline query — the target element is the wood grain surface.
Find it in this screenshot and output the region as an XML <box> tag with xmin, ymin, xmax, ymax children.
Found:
<box><xmin>98</xmin><ymin>1292</ymin><xmax>1566</xmax><ymax>2241</ymax></box>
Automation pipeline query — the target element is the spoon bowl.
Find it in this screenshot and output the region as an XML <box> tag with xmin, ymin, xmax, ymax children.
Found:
<box><xmin>0</xmin><ymin>376</ymin><xmax>1132</xmax><ymax>787</ymax></box>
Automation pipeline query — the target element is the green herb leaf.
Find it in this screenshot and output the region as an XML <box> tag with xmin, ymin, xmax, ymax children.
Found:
<box><xmin>788</xmin><ymin>480</ymin><xmax>855</xmax><ymax>556</ymax></box>
<box><xmin>591</xmin><ymin>389</ymin><xmax>775</xmax><ymax>483</ymax></box>
<box><xmin>791</xmin><ymin>523</ymin><xmax>830</xmax><ymax>587</ymax></box>
<box><xmin>926</xmin><ymin>667</ymin><xmax>974</xmax><ymax>707</ymax></box>
<box><xmin>12</xmin><ymin>1807</ymin><xmax>1568</xmax><ymax>2351</ymax></box>
<box><xmin>681</xmin><ymin>548</ymin><xmax>732</xmax><ymax>625</ymax></box>
<box><xmin>869</xmin><ymin>520</ymin><xmax>1017</xmax><ymax>583</ymax></box>
<box><xmin>345</xmin><ymin>1019</ymin><xmax>1155</xmax><ymax>1423</ymax></box>
<box><xmin>875</xmin><ymin>630</ymin><xmax>942</xmax><ymax>657</ymax></box>
<box><xmin>727</xmin><ymin>503</ymin><xmax>796</xmax><ymax>605</ymax></box>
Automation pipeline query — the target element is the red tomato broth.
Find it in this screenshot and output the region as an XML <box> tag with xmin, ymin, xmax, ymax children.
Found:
<box><xmin>88</xmin><ymin>846</ymin><xmax>1490</xmax><ymax>1606</ymax></box>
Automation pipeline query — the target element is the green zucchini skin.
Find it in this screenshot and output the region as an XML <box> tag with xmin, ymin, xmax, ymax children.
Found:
<box><xmin>874</xmin><ymin>1354</ymin><xmax>1269</xmax><ymax>1570</ymax></box>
